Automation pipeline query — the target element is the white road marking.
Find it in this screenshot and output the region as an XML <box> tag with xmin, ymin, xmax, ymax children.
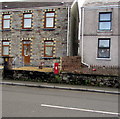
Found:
<box><xmin>41</xmin><ymin>104</ymin><xmax>119</xmax><ymax>116</ymax></box>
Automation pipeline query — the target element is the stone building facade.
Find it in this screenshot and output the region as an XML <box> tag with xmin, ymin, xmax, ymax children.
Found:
<box><xmin>0</xmin><ymin>1</ymin><xmax>79</xmax><ymax>67</ymax></box>
<box><xmin>79</xmin><ymin>0</ymin><xmax>120</xmax><ymax>67</ymax></box>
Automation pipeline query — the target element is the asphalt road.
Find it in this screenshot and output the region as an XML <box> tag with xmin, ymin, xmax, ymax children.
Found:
<box><xmin>2</xmin><ymin>85</ymin><xmax>119</xmax><ymax>117</ymax></box>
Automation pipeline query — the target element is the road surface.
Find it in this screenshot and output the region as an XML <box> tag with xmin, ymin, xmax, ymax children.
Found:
<box><xmin>2</xmin><ymin>85</ymin><xmax>119</xmax><ymax>117</ymax></box>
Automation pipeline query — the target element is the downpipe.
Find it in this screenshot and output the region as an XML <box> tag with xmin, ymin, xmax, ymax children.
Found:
<box><xmin>81</xmin><ymin>7</ymin><xmax>90</xmax><ymax>68</ymax></box>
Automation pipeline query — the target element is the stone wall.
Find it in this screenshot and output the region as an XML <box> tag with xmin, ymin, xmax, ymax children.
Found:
<box><xmin>61</xmin><ymin>73</ymin><xmax>120</xmax><ymax>88</ymax></box>
<box><xmin>0</xmin><ymin>6</ymin><xmax>70</xmax><ymax>67</ymax></box>
<box><xmin>3</xmin><ymin>69</ymin><xmax>120</xmax><ymax>88</ymax></box>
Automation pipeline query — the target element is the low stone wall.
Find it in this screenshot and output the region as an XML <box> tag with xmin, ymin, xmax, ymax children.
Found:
<box><xmin>3</xmin><ymin>69</ymin><xmax>120</xmax><ymax>88</ymax></box>
<box><xmin>61</xmin><ymin>73</ymin><xmax>120</xmax><ymax>88</ymax></box>
<box><xmin>3</xmin><ymin>70</ymin><xmax>54</xmax><ymax>82</ymax></box>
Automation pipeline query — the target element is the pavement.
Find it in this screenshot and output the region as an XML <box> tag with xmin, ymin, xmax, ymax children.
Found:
<box><xmin>1</xmin><ymin>79</ymin><xmax>119</xmax><ymax>95</ymax></box>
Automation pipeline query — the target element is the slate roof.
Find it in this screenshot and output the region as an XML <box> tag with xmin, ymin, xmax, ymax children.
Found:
<box><xmin>1</xmin><ymin>0</ymin><xmax>74</xmax><ymax>9</ymax></box>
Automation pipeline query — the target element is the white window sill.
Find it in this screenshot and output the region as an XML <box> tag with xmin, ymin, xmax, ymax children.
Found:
<box><xmin>97</xmin><ymin>30</ymin><xmax>113</xmax><ymax>33</ymax></box>
<box><xmin>96</xmin><ymin>58</ymin><xmax>111</xmax><ymax>61</ymax></box>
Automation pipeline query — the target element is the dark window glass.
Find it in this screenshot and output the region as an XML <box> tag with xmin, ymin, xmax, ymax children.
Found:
<box><xmin>98</xmin><ymin>39</ymin><xmax>110</xmax><ymax>58</ymax></box>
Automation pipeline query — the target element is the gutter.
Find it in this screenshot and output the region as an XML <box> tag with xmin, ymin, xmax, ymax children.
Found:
<box><xmin>81</xmin><ymin>7</ymin><xmax>90</xmax><ymax>68</ymax></box>
<box><xmin>84</xmin><ymin>4</ymin><xmax>120</xmax><ymax>10</ymax></box>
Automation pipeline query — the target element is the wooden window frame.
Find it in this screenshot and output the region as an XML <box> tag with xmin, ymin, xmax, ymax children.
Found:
<box><xmin>98</xmin><ymin>12</ymin><xmax>112</xmax><ymax>30</ymax></box>
<box><xmin>44</xmin><ymin>40</ymin><xmax>54</xmax><ymax>57</ymax></box>
<box><xmin>97</xmin><ymin>38</ymin><xmax>110</xmax><ymax>58</ymax></box>
<box><xmin>2</xmin><ymin>41</ymin><xmax>10</xmax><ymax>56</ymax></box>
<box><xmin>44</xmin><ymin>11</ymin><xmax>55</xmax><ymax>28</ymax></box>
<box><xmin>2</xmin><ymin>14</ymin><xmax>11</xmax><ymax>29</ymax></box>
<box><xmin>22</xmin><ymin>13</ymin><xmax>32</xmax><ymax>29</ymax></box>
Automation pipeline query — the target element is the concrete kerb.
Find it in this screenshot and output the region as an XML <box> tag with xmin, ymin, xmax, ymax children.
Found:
<box><xmin>0</xmin><ymin>82</ymin><xmax>119</xmax><ymax>95</ymax></box>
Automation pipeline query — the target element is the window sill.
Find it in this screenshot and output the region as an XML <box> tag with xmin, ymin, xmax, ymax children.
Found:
<box><xmin>96</xmin><ymin>58</ymin><xmax>111</xmax><ymax>61</ymax></box>
<box><xmin>40</xmin><ymin>57</ymin><xmax>60</xmax><ymax>60</ymax></box>
<box><xmin>21</xmin><ymin>29</ymin><xmax>32</xmax><ymax>31</ymax></box>
<box><xmin>43</xmin><ymin>28</ymin><xmax>55</xmax><ymax>31</ymax></box>
<box><xmin>1</xmin><ymin>29</ymin><xmax>11</xmax><ymax>31</ymax></box>
<box><xmin>1</xmin><ymin>56</ymin><xmax>13</xmax><ymax>58</ymax></box>
<box><xmin>97</xmin><ymin>30</ymin><xmax>113</xmax><ymax>33</ymax></box>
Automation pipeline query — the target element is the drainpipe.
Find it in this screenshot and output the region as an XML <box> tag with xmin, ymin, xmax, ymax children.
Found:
<box><xmin>67</xmin><ymin>5</ymin><xmax>70</xmax><ymax>56</ymax></box>
<box><xmin>81</xmin><ymin>7</ymin><xmax>90</xmax><ymax>68</ymax></box>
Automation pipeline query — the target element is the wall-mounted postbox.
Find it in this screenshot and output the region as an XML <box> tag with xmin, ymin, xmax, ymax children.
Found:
<box><xmin>54</xmin><ymin>63</ymin><xmax>59</xmax><ymax>74</ymax></box>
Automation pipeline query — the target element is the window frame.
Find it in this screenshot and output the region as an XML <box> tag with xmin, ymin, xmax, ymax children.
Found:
<box><xmin>44</xmin><ymin>11</ymin><xmax>55</xmax><ymax>28</ymax></box>
<box><xmin>97</xmin><ymin>38</ymin><xmax>110</xmax><ymax>58</ymax></box>
<box><xmin>22</xmin><ymin>13</ymin><xmax>32</xmax><ymax>29</ymax></box>
<box><xmin>98</xmin><ymin>12</ymin><xmax>112</xmax><ymax>31</ymax></box>
<box><xmin>2</xmin><ymin>41</ymin><xmax>10</xmax><ymax>56</ymax></box>
<box><xmin>44</xmin><ymin>40</ymin><xmax>54</xmax><ymax>57</ymax></box>
<box><xmin>2</xmin><ymin>14</ymin><xmax>11</xmax><ymax>29</ymax></box>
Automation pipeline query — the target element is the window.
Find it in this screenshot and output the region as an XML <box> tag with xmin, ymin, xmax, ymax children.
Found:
<box><xmin>98</xmin><ymin>39</ymin><xmax>110</xmax><ymax>58</ymax></box>
<box><xmin>23</xmin><ymin>13</ymin><xmax>32</xmax><ymax>29</ymax></box>
<box><xmin>2</xmin><ymin>41</ymin><xmax>10</xmax><ymax>56</ymax></box>
<box><xmin>99</xmin><ymin>12</ymin><xmax>112</xmax><ymax>30</ymax></box>
<box><xmin>44</xmin><ymin>41</ymin><xmax>54</xmax><ymax>57</ymax></box>
<box><xmin>44</xmin><ymin>12</ymin><xmax>55</xmax><ymax>28</ymax></box>
<box><xmin>2</xmin><ymin>14</ymin><xmax>11</xmax><ymax>29</ymax></box>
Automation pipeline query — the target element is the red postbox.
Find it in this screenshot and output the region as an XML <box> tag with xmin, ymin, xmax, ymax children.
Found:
<box><xmin>54</xmin><ymin>63</ymin><xmax>59</xmax><ymax>74</ymax></box>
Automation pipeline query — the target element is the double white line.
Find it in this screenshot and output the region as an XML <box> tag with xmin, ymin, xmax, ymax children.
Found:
<box><xmin>41</xmin><ymin>104</ymin><xmax>119</xmax><ymax>116</ymax></box>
